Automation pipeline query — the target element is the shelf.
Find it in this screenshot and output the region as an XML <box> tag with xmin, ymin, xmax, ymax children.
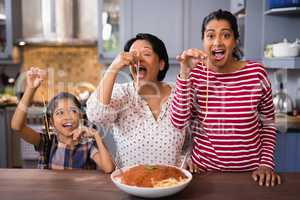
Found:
<box><xmin>265</xmin><ymin>7</ymin><xmax>300</xmax><ymax>15</ymax></box>
<box><xmin>263</xmin><ymin>57</ymin><xmax>300</xmax><ymax>69</ymax></box>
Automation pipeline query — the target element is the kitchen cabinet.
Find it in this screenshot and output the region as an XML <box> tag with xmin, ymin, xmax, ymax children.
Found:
<box><xmin>98</xmin><ymin>0</ymin><xmax>185</xmax><ymax>62</ymax></box>
<box><xmin>184</xmin><ymin>0</ymin><xmax>230</xmax><ymax>51</ymax></box>
<box><xmin>243</xmin><ymin>0</ymin><xmax>264</xmax><ymax>61</ymax></box>
<box><xmin>263</xmin><ymin>0</ymin><xmax>300</xmax><ymax>69</ymax></box>
<box><xmin>126</xmin><ymin>0</ymin><xmax>184</xmax><ymax>60</ymax></box>
<box><xmin>0</xmin><ymin>108</ymin><xmax>8</xmax><ymax>167</ymax></box>
<box><xmin>0</xmin><ymin>106</ymin><xmax>22</xmax><ymax>168</ymax></box>
<box><xmin>243</xmin><ymin>0</ymin><xmax>300</xmax><ymax>68</ymax></box>
<box><xmin>98</xmin><ymin>0</ymin><xmax>230</xmax><ymax>63</ymax></box>
<box><xmin>275</xmin><ymin>132</ymin><xmax>300</xmax><ymax>172</ymax></box>
<box><xmin>0</xmin><ymin>0</ymin><xmax>22</xmax><ymax>64</ymax></box>
<box><xmin>230</xmin><ymin>0</ymin><xmax>245</xmax><ymax>14</ymax></box>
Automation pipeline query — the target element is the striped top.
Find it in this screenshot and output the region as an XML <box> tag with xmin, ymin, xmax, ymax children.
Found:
<box><xmin>170</xmin><ymin>61</ymin><xmax>276</xmax><ymax>171</ymax></box>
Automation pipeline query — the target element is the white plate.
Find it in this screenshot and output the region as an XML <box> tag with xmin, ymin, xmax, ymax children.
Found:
<box><xmin>111</xmin><ymin>165</ymin><xmax>192</xmax><ymax>198</ymax></box>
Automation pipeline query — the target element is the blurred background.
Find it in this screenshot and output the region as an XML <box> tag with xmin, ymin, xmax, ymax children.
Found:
<box><xmin>0</xmin><ymin>0</ymin><xmax>300</xmax><ymax>172</ymax></box>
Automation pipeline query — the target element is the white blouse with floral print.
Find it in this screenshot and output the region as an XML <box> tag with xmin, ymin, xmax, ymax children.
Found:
<box><xmin>86</xmin><ymin>82</ymin><xmax>186</xmax><ymax>167</ymax></box>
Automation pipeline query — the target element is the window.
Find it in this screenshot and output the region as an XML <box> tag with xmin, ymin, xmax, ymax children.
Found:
<box><xmin>100</xmin><ymin>0</ymin><xmax>121</xmax><ymax>57</ymax></box>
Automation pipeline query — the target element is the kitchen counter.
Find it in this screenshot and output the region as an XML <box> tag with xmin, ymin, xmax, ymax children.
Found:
<box><xmin>276</xmin><ymin>114</ymin><xmax>300</xmax><ymax>132</ymax></box>
<box><xmin>0</xmin><ymin>95</ymin><xmax>17</xmax><ymax>108</ymax></box>
<box><xmin>0</xmin><ymin>169</ymin><xmax>299</xmax><ymax>200</ymax></box>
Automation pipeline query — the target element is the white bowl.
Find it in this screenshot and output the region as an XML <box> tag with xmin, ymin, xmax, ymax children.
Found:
<box><xmin>272</xmin><ymin>40</ymin><xmax>300</xmax><ymax>57</ymax></box>
<box><xmin>111</xmin><ymin>165</ymin><xmax>193</xmax><ymax>198</ymax></box>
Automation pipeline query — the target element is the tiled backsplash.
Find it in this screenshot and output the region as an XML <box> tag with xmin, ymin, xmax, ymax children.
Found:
<box><xmin>21</xmin><ymin>43</ymin><xmax>102</xmax><ymax>102</ymax></box>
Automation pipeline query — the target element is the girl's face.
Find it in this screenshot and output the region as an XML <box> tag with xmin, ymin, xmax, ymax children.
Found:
<box><xmin>203</xmin><ymin>19</ymin><xmax>237</xmax><ymax>68</ymax></box>
<box><xmin>51</xmin><ymin>98</ymin><xmax>80</xmax><ymax>138</ymax></box>
<box><xmin>129</xmin><ymin>40</ymin><xmax>165</xmax><ymax>83</ymax></box>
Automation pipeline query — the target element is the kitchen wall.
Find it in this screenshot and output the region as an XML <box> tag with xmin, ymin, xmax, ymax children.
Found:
<box><xmin>3</xmin><ymin>0</ymin><xmax>300</xmax><ymax>112</ymax></box>
<box><xmin>21</xmin><ymin>44</ymin><xmax>101</xmax><ymax>102</ymax></box>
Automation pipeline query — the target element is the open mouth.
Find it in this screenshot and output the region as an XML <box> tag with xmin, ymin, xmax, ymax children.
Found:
<box><xmin>136</xmin><ymin>65</ymin><xmax>147</xmax><ymax>79</ymax></box>
<box><xmin>212</xmin><ymin>49</ymin><xmax>225</xmax><ymax>61</ymax></box>
<box><xmin>62</xmin><ymin>122</ymin><xmax>74</xmax><ymax>129</ymax></box>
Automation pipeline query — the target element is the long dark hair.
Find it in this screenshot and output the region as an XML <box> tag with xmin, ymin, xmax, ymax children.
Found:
<box><xmin>201</xmin><ymin>9</ymin><xmax>243</xmax><ymax>60</ymax></box>
<box><xmin>124</xmin><ymin>33</ymin><xmax>169</xmax><ymax>81</ymax></box>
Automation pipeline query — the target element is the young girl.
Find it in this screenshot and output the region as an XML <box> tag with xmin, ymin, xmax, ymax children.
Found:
<box><xmin>171</xmin><ymin>10</ymin><xmax>281</xmax><ymax>186</ymax></box>
<box><xmin>11</xmin><ymin>67</ymin><xmax>114</xmax><ymax>172</ymax></box>
<box><xmin>86</xmin><ymin>33</ymin><xmax>186</xmax><ymax>167</ymax></box>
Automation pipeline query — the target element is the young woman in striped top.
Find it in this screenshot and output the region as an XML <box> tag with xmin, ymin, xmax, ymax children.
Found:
<box><xmin>171</xmin><ymin>9</ymin><xmax>281</xmax><ymax>187</ymax></box>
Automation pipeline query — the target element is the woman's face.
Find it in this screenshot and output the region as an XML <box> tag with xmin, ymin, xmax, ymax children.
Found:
<box><xmin>52</xmin><ymin>98</ymin><xmax>80</xmax><ymax>138</ymax></box>
<box><xmin>129</xmin><ymin>39</ymin><xmax>164</xmax><ymax>83</ymax></box>
<box><xmin>203</xmin><ymin>19</ymin><xmax>237</xmax><ymax>68</ymax></box>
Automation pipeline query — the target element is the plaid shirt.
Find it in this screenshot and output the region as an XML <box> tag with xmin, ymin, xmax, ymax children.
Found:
<box><xmin>35</xmin><ymin>133</ymin><xmax>98</xmax><ymax>170</ymax></box>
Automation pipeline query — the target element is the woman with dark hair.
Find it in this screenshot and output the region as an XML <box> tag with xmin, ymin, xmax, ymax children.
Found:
<box><xmin>171</xmin><ymin>10</ymin><xmax>281</xmax><ymax>186</ymax></box>
<box><xmin>86</xmin><ymin>33</ymin><xmax>186</xmax><ymax>167</ymax></box>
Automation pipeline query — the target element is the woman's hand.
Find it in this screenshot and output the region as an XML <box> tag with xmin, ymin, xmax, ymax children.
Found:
<box><xmin>109</xmin><ymin>52</ymin><xmax>139</xmax><ymax>72</ymax></box>
<box><xmin>26</xmin><ymin>67</ymin><xmax>46</xmax><ymax>90</ymax></box>
<box><xmin>176</xmin><ymin>48</ymin><xmax>207</xmax><ymax>79</ymax></box>
<box><xmin>252</xmin><ymin>166</ymin><xmax>282</xmax><ymax>187</ymax></box>
<box><xmin>97</xmin><ymin>51</ymin><xmax>140</xmax><ymax>105</ymax></box>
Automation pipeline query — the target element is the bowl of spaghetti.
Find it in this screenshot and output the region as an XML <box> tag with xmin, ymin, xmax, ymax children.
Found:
<box><xmin>111</xmin><ymin>164</ymin><xmax>192</xmax><ymax>198</ymax></box>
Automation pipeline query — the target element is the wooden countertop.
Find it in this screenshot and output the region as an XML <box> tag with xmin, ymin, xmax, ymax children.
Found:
<box><xmin>276</xmin><ymin>114</ymin><xmax>300</xmax><ymax>131</ymax></box>
<box><xmin>0</xmin><ymin>169</ymin><xmax>299</xmax><ymax>200</ymax></box>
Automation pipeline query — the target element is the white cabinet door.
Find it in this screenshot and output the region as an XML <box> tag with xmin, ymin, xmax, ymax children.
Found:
<box><xmin>125</xmin><ymin>0</ymin><xmax>184</xmax><ymax>59</ymax></box>
<box><xmin>184</xmin><ymin>0</ymin><xmax>230</xmax><ymax>50</ymax></box>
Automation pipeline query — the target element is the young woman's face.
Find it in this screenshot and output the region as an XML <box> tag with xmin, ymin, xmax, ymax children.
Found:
<box><xmin>129</xmin><ymin>39</ymin><xmax>164</xmax><ymax>83</ymax></box>
<box><xmin>203</xmin><ymin>19</ymin><xmax>237</xmax><ymax>68</ymax></box>
<box><xmin>52</xmin><ymin>99</ymin><xmax>80</xmax><ymax>137</ymax></box>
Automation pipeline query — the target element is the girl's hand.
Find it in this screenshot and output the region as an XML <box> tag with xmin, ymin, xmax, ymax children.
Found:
<box><xmin>252</xmin><ymin>166</ymin><xmax>282</xmax><ymax>187</ymax></box>
<box><xmin>176</xmin><ymin>48</ymin><xmax>207</xmax><ymax>79</ymax></box>
<box><xmin>72</xmin><ymin>126</ymin><xmax>99</xmax><ymax>141</ymax></box>
<box><xmin>26</xmin><ymin>67</ymin><xmax>46</xmax><ymax>89</ymax></box>
<box><xmin>109</xmin><ymin>52</ymin><xmax>139</xmax><ymax>72</ymax></box>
